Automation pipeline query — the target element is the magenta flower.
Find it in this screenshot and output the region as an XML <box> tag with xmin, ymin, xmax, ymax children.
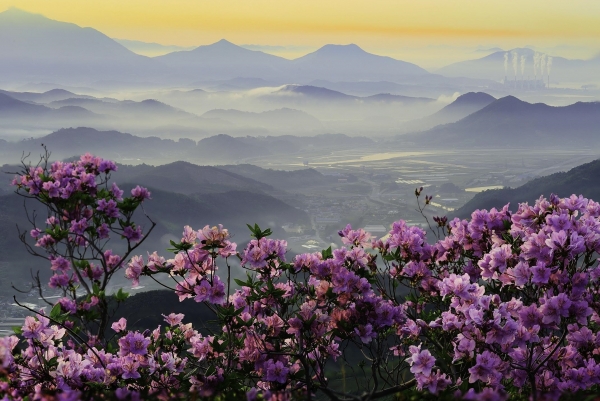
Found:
<box><xmin>542</xmin><ymin>294</ymin><xmax>572</xmax><ymax>325</ymax></box>
<box><xmin>354</xmin><ymin>324</ymin><xmax>377</xmax><ymax>344</ymax></box>
<box><xmin>264</xmin><ymin>360</ymin><xmax>289</xmax><ymax>384</ymax></box>
<box><xmin>531</xmin><ymin>263</ymin><xmax>551</xmax><ymax>285</ymax></box>
<box><xmin>509</xmin><ymin>261</ymin><xmax>531</xmax><ymax>287</ymax></box>
<box><xmin>209</xmin><ymin>278</ymin><xmax>226</xmax><ymax>305</ymax></box>
<box><xmin>130</xmin><ymin>185</ymin><xmax>151</xmax><ymax>201</ymax></box>
<box><xmin>111</xmin><ymin>182</ymin><xmax>124</xmax><ymax>200</ymax></box>
<box><xmin>125</xmin><ymin>255</ymin><xmax>144</xmax><ymax>286</ymax></box>
<box><xmin>118</xmin><ymin>332</ymin><xmax>150</xmax><ymax>356</ymax></box>
<box><xmin>121</xmin><ymin>356</ymin><xmax>141</xmax><ymax>379</ymax></box>
<box><xmin>407</xmin><ymin>345</ymin><xmax>435</xmax><ymax>376</ymax></box>
<box><xmin>97</xmin><ymin>198</ymin><xmax>119</xmax><ymax>218</ymax></box>
<box><xmin>519</xmin><ymin>304</ymin><xmax>543</xmax><ymax>328</ymax></box>
<box><xmin>193</xmin><ymin>280</ymin><xmax>211</xmax><ymax>303</ymax></box>
<box><xmin>111</xmin><ymin>317</ymin><xmax>127</xmax><ymax>333</ymax></box>
<box><xmin>21</xmin><ymin>316</ymin><xmax>44</xmax><ymax>339</ymax></box>
<box><xmin>162</xmin><ymin>313</ymin><xmax>184</xmax><ymax>326</ymax></box>
<box><xmin>468</xmin><ymin>351</ymin><xmax>503</xmax><ymax>384</ymax></box>
<box><xmin>123</xmin><ymin>225</ymin><xmax>142</xmax><ymax>242</ymax></box>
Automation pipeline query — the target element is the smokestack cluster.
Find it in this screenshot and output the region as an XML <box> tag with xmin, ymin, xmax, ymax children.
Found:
<box><xmin>547</xmin><ymin>56</ymin><xmax>553</xmax><ymax>88</ymax></box>
<box><xmin>512</xmin><ymin>51</ymin><xmax>518</xmax><ymax>84</ymax></box>
<box><xmin>503</xmin><ymin>50</ymin><xmax>552</xmax><ymax>91</ymax></box>
<box><xmin>520</xmin><ymin>55</ymin><xmax>526</xmax><ymax>88</ymax></box>
<box><xmin>504</xmin><ymin>52</ymin><xmax>509</xmax><ymax>83</ymax></box>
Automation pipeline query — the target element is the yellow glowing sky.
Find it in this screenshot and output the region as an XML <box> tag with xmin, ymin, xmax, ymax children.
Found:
<box><xmin>2</xmin><ymin>0</ymin><xmax>599</xmax><ymax>66</ymax></box>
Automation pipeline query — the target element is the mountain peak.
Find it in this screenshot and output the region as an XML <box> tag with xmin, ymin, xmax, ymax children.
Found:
<box><xmin>213</xmin><ymin>39</ymin><xmax>237</xmax><ymax>47</ymax></box>
<box><xmin>0</xmin><ymin>7</ymin><xmax>47</xmax><ymax>21</ymax></box>
<box><xmin>496</xmin><ymin>95</ymin><xmax>526</xmax><ymax>104</ymax></box>
<box><xmin>453</xmin><ymin>92</ymin><xmax>496</xmax><ymax>105</ymax></box>
<box><xmin>316</xmin><ymin>43</ymin><xmax>366</xmax><ymax>54</ymax></box>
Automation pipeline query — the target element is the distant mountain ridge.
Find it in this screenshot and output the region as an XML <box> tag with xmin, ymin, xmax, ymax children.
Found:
<box><xmin>155</xmin><ymin>39</ymin><xmax>288</xmax><ymax>81</ymax></box>
<box><xmin>0</xmin><ymin>9</ymin><xmax>439</xmax><ymax>85</ymax></box>
<box><xmin>0</xmin><ymin>88</ymin><xmax>94</xmax><ymax>103</ymax></box>
<box><xmin>0</xmin><ymin>8</ymin><xmax>170</xmax><ymax>84</ymax></box>
<box><xmin>288</xmin><ymin>43</ymin><xmax>429</xmax><ymax>82</ymax></box>
<box><xmin>437</xmin><ymin>47</ymin><xmax>599</xmax><ymax>84</ymax></box>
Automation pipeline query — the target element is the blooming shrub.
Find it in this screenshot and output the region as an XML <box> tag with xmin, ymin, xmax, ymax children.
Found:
<box><xmin>2</xmin><ymin>153</ymin><xmax>600</xmax><ymax>400</ymax></box>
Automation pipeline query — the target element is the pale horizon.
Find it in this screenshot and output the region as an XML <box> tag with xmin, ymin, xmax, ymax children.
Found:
<box><xmin>1</xmin><ymin>2</ymin><xmax>599</xmax><ymax>68</ymax></box>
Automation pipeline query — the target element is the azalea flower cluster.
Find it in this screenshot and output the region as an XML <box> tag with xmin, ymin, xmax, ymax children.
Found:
<box><xmin>3</xmin><ymin>154</ymin><xmax>600</xmax><ymax>400</ymax></box>
<box><xmin>7</xmin><ymin>153</ymin><xmax>153</xmax><ymax>358</ymax></box>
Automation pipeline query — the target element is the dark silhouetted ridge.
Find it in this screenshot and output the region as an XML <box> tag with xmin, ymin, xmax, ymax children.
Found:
<box><xmin>453</xmin><ymin>159</ymin><xmax>600</xmax><ymax>219</ymax></box>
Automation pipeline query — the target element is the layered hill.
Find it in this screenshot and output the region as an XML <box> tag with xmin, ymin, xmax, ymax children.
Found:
<box><xmin>453</xmin><ymin>159</ymin><xmax>600</xmax><ymax>219</ymax></box>
<box><xmin>113</xmin><ymin>162</ymin><xmax>275</xmax><ymax>195</ymax></box>
<box><xmin>201</xmin><ymin>108</ymin><xmax>324</xmax><ymax>133</ymax></box>
<box><xmin>195</xmin><ymin>133</ymin><xmax>374</xmax><ymax>163</ymax></box>
<box><xmin>0</xmin><ymin>92</ymin><xmax>104</xmax><ymax>128</ymax></box>
<box><xmin>0</xmin><ymin>127</ymin><xmax>375</xmax><ymax>165</ymax></box>
<box><xmin>406</xmin><ymin>96</ymin><xmax>600</xmax><ymax>147</ymax></box>
<box><xmin>402</xmin><ymin>92</ymin><xmax>496</xmax><ymax>132</ymax></box>
<box><xmin>0</xmin><ymin>159</ymin><xmax>313</xmax><ymax>293</ymax></box>
<box><xmin>218</xmin><ymin>164</ymin><xmax>335</xmax><ymax>190</ymax></box>
<box><xmin>264</xmin><ymin>85</ymin><xmax>435</xmax><ymax>105</ymax></box>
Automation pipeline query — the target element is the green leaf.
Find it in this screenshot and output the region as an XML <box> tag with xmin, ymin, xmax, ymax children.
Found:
<box><xmin>234</xmin><ymin>278</ymin><xmax>248</xmax><ymax>287</ymax></box>
<box><xmin>321</xmin><ymin>246</ymin><xmax>333</xmax><ymax>260</ymax></box>
<box><xmin>167</xmin><ymin>240</ymin><xmax>193</xmax><ymax>252</ymax></box>
<box><xmin>46</xmin><ymin>356</ymin><xmax>59</xmax><ymax>368</ymax></box>
<box><xmin>50</xmin><ymin>303</ymin><xmax>62</xmax><ymax>320</ymax></box>
<box><xmin>115</xmin><ymin>288</ymin><xmax>129</xmax><ymax>302</ymax></box>
<box><xmin>12</xmin><ymin>326</ymin><xmax>23</xmax><ymax>335</ymax></box>
<box><xmin>247</xmin><ymin>223</ymin><xmax>272</xmax><ymax>240</ymax></box>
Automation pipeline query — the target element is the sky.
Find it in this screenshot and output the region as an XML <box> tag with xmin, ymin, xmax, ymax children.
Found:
<box><xmin>1</xmin><ymin>0</ymin><xmax>599</xmax><ymax>67</ymax></box>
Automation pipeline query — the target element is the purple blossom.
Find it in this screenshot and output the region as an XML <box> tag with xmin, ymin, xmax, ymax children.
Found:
<box><xmin>519</xmin><ymin>304</ymin><xmax>543</xmax><ymax>328</ymax></box>
<box><xmin>111</xmin><ymin>318</ymin><xmax>127</xmax><ymax>333</ymax></box>
<box><xmin>21</xmin><ymin>316</ymin><xmax>44</xmax><ymax>339</ymax></box>
<box><xmin>264</xmin><ymin>360</ymin><xmax>289</xmax><ymax>384</ymax></box>
<box><xmin>531</xmin><ymin>262</ymin><xmax>551</xmax><ymax>285</ymax></box>
<box><xmin>193</xmin><ymin>280</ymin><xmax>211</xmax><ymax>303</ymax></box>
<box><xmin>125</xmin><ymin>255</ymin><xmax>144</xmax><ymax>286</ymax></box>
<box><xmin>354</xmin><ymin>324</ymin><xmax>377</xmax><ymax>344</ymax></box>
<box><xmin>338</xmin><ymin>224</ymin><xmax>372</xmax><ymax>247</ymax></box>
<box><xmin>118</xmin><ymin>332</ymin><xmax>150</xmax><ymax>356</ymax></box>
<box><xmin>42</xmin><ymin>180</ymin><xmax>61</xmax><ymax>198</ymax></box>
<box><xmin>111</xmin><ymin>182</ymin><xmax>124</xmax><ymax>200</ymax></box>
<box><xmin>541</xmin><ymin>294</ymin><xmax>572</xmax><ymax>325</ymax></box>
<box><xmin>123</xmin><ymin>225</ymin><xmax>142</xmax><ymax>242</ymax></box>
<box><xmin>130</xmin><ymin>185</ymin><xmax>151</xmax><ymax>201</ymax></box>
<box><xmin>468</xmin><ymin>351</ymin><xmax>503</xmax><ymax>385</ymax></box>
<box><xmin>98</xmin><ymin>159</ymin><xmax>117</xmax><ymax>173</ymax></box>
<box><xmin>121</xmin><ymin>356</ymin><xmax>141</xmax><ymax>379</ymax></box>
<box><xmin>162</xmin><ymin>313</ymin><xmax>184</xmax><ymax>326</ymax></box>
<box><xmin>97</xmin><ymin>198</ymin><xmax>119</xmax><ymax>218</ymax></box>
<box><xmin>407</xmin><ymin>345</ymin><xmax>436</xmax><ymax>376</ymax></box>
